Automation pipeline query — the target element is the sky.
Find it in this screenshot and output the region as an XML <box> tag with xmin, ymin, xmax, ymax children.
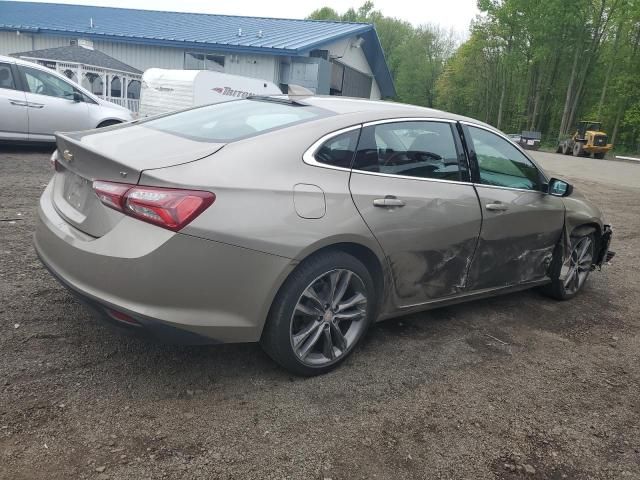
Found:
<box><xmin>11</xmin><ymin>0</ymin><xmax>481</xmax><ymax>36</ymax></box>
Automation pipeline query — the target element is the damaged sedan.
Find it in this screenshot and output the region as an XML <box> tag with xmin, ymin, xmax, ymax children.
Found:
<box><xmin>34</xmin><ymin>96</ymin><xmax>614</xmax><ymax>375</ymax></box>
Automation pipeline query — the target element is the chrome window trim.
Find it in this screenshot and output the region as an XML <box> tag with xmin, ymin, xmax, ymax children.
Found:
<box><xmin>302</xmin><ymin>117</ymin><xmax>471</xmax><ymax>187</ymax></box>
<box><xmin>302</xmin><ymin>124</ymin><xmax>362</xmax><ymax>172</ymax></box>
<box><xmin>471</xmin><ymin>182</ymin><xmax>547</xmax><ymax>194</ymax></box>
<box><xmin>350</xmin><ymin>169</ymin><xmax>473</xmax><ymax>187</ymax></box>
<box><xmin>363</xmin><ymin>117</ymin><xmax>457</xmax><ymax>127</ymax></box>
<box><xmin>460</xmin><ymin>120</ymin><xmax>551</xmax><ymax>192</ymax></box>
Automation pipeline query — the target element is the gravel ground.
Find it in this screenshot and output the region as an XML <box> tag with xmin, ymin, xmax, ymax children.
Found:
<box><xmin>1</xmin><ymin>147</ymin><xmax>639</xmax><ymax>480</ymax></box>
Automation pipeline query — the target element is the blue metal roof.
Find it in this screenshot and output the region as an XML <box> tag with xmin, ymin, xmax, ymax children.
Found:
<box><xmin>0</xmin><ymin>1</ymin><xmax>396</xmax><ymax>96</ymax></box>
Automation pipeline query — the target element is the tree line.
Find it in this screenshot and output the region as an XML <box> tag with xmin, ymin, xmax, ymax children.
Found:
<box><xmin>308</xmin><ymin>1</ymin><xmax>640</xmax><ymax>152</ymax></box>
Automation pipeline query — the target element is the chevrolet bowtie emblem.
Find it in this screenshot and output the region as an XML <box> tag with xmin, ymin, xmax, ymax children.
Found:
<box><xmin>63</xmin><ymin>149</ymin><xmax>74</xmax><ymax>162</ymax></box>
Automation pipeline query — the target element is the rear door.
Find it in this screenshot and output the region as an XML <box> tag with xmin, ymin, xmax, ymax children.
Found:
<box><xmin>462</xmin><ymin>123</ymin><xmax>565</xmax><ymax>290</ymax></box>
<box><xmin>18</xmin><ymin>64</ymin><xmax>90</xmax><ymax>141</ymax></box>
<box><xmin>0</xmin><ymin>62</ymin><xmax>28</xmax><ymax>141</ymax></box>
<box><xmin>349</xmin><ymin>119</ymin><xmax>482</xmax><ymax>307</ymax></box>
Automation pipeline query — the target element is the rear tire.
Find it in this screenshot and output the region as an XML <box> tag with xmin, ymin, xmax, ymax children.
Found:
<box><xmin>261</xmin><ymin>251</ymin><xmax>376</xmax><ymax>376</ymax></box>
<box><xmin>562</xmin><ymin>142</ymin><xmax>572</xmax><ymax>155</ymax></box>
<box><xmin>541</xmin><ymin>232</ymin><xmax>596</xmax><ymax>301</ymax></box>
<box><xmin>594</xmin><ymin>152</ymin><xmax>605</xmax><ymax>159</ymax></box>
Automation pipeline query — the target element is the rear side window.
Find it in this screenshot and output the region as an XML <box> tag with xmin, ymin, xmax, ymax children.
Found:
<box><xmin>0</xmin><ymin>63</ymin><xmax>16</xmax><ymax>90</ymax></box>
<box><xmin>353</xmin><ymin>121</ymin><xmax>461</xmax><ymax>181</ymax></box>
<box><xmin>313</xmin><ymin>129</ymin><xmax>359</xmax><ymax>168</ymax></box>
<box><xmin>143</xmin><ymin>99</ymin><xmax>328</xmax><ymax>142</ymax></box>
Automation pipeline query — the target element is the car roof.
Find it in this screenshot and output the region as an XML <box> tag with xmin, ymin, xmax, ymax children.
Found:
<box><xmin>0</xmin><ymin>54</ymin><xmax>107</xmax><ymax>104</ymax></box>
<box><xmin>0</xmin><ymin>54</ymin><xmax>33</xmax><ymax>66</ymax></box>
<box><xmin>300</xmin><ymin>96</ymin><xmax>497</xmax><ymax>131</ymax></box>
<box><xmin>0</xmin><ymin>54</ymin><xmax>58</xmax><ymax>69</ymax></box>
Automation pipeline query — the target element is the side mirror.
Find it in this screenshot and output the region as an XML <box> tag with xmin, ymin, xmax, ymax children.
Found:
<box><xmin>71</xmin><ymin>92</ymin><xmax>83</xmax><ymax>102</ymax></box>
<box><xmin>548</xmin><ymin>178</ymin><xmax>573</xmax><ymax>197</ymax></box>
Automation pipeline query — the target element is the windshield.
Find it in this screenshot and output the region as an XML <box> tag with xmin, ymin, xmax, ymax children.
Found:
<box><xmin>142</xmin><ymin>99</ymin><xmax>328</xmax><ymax>142</ymax></box>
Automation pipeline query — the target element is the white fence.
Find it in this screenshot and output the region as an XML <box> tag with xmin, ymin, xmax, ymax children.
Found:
<box><xmin>103</xmin><ymin>96</ymin><xmax>140</xmax><ymax>112</ymax></box>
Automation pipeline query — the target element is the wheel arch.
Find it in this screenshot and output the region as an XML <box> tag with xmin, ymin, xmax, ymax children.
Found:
<box><xmin>570</xmin><ymin>222</ymin><xmax>599</xmax><ymax>238</ymax></box>
<box><xmin>265</xmin><ymin>239</ymin><xmax>389</xmax><ymax>328</ymax></box>
<box><xmin>569</xmin><ymin>222</ymin><xmax>602</xmax><ymax>253</ymax></box>
<box><xmin>304</xmin><ymin>242</ymin><xmax>386</xmax><ymax>306</ymax></box>
<box><xmin>96</xmin><ymin>119</ymin><xmax>123</xmax><ymax>128</ymax></box>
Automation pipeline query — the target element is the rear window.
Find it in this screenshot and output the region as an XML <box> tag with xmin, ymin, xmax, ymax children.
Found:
<box><xmin>142</xmin><ymin>99</ymin><xmax>328</xmax><ymax>142</ymax></box>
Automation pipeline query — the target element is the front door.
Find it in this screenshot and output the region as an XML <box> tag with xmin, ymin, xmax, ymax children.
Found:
<box><xmin>0</xmin><ymin>62</ymin><xmax>28</xmax><ymax>141</ymax></box>
<box><xmin>462</xmin><ymin>124</ymin><xmax>565</xmax><ymax>290</ymax></box>
<box><xmin>349</xmin><ymin>120</ymin><xmax>482</xmax><ymax>307</ymax></box>
<box><xmin>18</xmin><ymin>65</ymin><xmax>90</xmax><ymax>141</ymax></box>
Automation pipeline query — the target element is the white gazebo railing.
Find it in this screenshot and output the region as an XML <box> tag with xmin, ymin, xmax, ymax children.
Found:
<box><xmin>23</xmin><ymin>58</ymin><xmax>142</xmax><ymax>113</ymax></box>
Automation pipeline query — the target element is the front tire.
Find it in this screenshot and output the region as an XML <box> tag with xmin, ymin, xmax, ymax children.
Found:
<box><xmin>572</xmin><ymin>142</ymin><xmax>584</xmax><ymax>157</ymax></box>
<box><xmin>261</xmin><ymin>251</ymin><xmax>375</xmax><ymax>376</ymax></box>
<box><xmin>594</xmin><ymin>152</ymin><xmax>605</xmax><ymax>159</ymax></box>
<box><xmin>542</xmin><ymin>233</ymin><xmax>595</xmax><ymax>300</ymax></box>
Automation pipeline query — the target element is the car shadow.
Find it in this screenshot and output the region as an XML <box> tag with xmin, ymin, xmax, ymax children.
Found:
<box><xmin>55</xmin><ymin>287</ymin><xmax>546</xmax><ymax>386</ymax></box>
<box><xmin>0</xmin><ymin>143</ymin><xmax>56</xmax><ymax>154</ymax></box>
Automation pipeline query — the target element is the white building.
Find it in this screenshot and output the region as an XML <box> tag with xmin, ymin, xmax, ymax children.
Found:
<box><xmin>0</xmin><ymin>1</ymin><xmax>395</xmax><ymax>104</ymax></box>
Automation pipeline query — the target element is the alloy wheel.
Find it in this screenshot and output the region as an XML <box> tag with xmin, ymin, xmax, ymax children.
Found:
<box><xmin>563</xmin><ymin>236</ymin><xmax>594</xmax><ymax>294</ymax></box>
<box><xmin>290</xmin><ymin>269</ymin><xmax>368</xmax><ymax>366</ymax></box>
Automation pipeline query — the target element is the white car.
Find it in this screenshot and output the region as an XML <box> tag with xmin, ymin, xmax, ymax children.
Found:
<box><xmin>0</xmin><ymin>55</ymin><xmax>133</xmax><ymax>142</ymax></box>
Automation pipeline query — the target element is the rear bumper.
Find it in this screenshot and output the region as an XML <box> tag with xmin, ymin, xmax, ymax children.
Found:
<box><xmin>34</xmin><ymin>181</ymin><xmax>295</xmax><ymax>344</ymax></box>
<box><xmin>37</xmin><ymin>252</ymin><xmax>217</xmax><ymax>344</ymax></box>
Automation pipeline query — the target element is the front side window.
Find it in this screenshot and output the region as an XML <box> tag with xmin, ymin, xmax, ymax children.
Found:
<box><xmin>22</xmin><ymin>66</ymin><xmax>79</xmax><ymax>100</ymax></box>
<box><xmin>352</xmin><ymin>121</ymin><xmax>461</xmax><ymax>181</ymax></box>
<box><xmin>467</xmin><ymin>126</ymin><xmax>541</xmax><ymax>190</ymax></box>
<box><xmin>313</xmin><ymin>130</ymin><xmax>359</xmax><ymax>168</ymax></box>
<box><xmin>0</xmin><ymin>63</ymin><xmax>16</xmax><ymax>90</ymax></box>
<box><xmin>143</xmin><ymin>99</ymin><xmax>327</xmax><ymax>142</ymax></box>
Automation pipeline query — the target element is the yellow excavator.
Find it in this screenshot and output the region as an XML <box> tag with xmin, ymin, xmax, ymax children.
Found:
<box><xmin>557</xmin><ymin>121</ymin><xmax>613</xmax><ymax>159</ymax></box>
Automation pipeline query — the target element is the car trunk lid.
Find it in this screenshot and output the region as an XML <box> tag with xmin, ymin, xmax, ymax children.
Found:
<box><xmin>52</xmin><ymin>125</ymin><xmax>224</xmax><ymax>237</ymax></box>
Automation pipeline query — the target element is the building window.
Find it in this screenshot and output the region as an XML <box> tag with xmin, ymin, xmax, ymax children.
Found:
<box><xmin>330</xmin><ymin>61</ymin><xmax>372</xmax><ymax>99</ymax></box>
<box><xmin>185</xmin><ymin>52</ymin><xmax>225</xmax><ymax>71</ymax></box>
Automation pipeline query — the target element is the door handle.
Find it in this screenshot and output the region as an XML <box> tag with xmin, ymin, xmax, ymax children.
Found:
<box><xmin>485</xmin><ymin>202</ymin><xmax>508</xmax><ymax>211</ymax></box>
<box><xmin>27</xmin><ymin>102</ymin><xmax>45</xmax><ymax>109</ymax></box>
<box><xmin>9</xmin><ymin>99</ymin><xmax>28</xmax><ymax>106</ymax></box>
<box><xmin>373</xmin><ymin>196</ymin><xmax>405</xmax><ymax>207</ymax></box>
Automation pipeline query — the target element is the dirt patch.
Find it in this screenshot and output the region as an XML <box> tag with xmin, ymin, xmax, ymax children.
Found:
<box><xmin>1</xmin><ymin>148</ymin><xmax>639</xmax><ymax>479</ymax></box>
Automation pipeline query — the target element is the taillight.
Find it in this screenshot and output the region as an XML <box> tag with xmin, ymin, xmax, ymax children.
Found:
<box><xmin>93</xmin><ymin>181</ymin><xmax>130</xmax><ymax>210</ymax></box>
<box><xmin>92</xmin><ymin>181</ymin><xmax>215</xmax><ymax>231</ymax></box>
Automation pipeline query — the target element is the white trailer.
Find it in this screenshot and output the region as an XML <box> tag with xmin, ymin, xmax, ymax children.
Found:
<box><xmin>139</xmin><ymin>68</ymin><xmax>283</xmax><ymax>117</ymax></box>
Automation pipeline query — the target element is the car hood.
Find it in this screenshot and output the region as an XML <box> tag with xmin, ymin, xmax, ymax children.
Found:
<box><xmin>95</xmin><ymin>97</ymin><xmax>134</xmax><ymax>117</ymax></box>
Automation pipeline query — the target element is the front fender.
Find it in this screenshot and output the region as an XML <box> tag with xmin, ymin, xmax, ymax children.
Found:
<box><xmin>557</xmin><ymin>191</ymin><xmax>608</xmax><ymax>281</ymax></box>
